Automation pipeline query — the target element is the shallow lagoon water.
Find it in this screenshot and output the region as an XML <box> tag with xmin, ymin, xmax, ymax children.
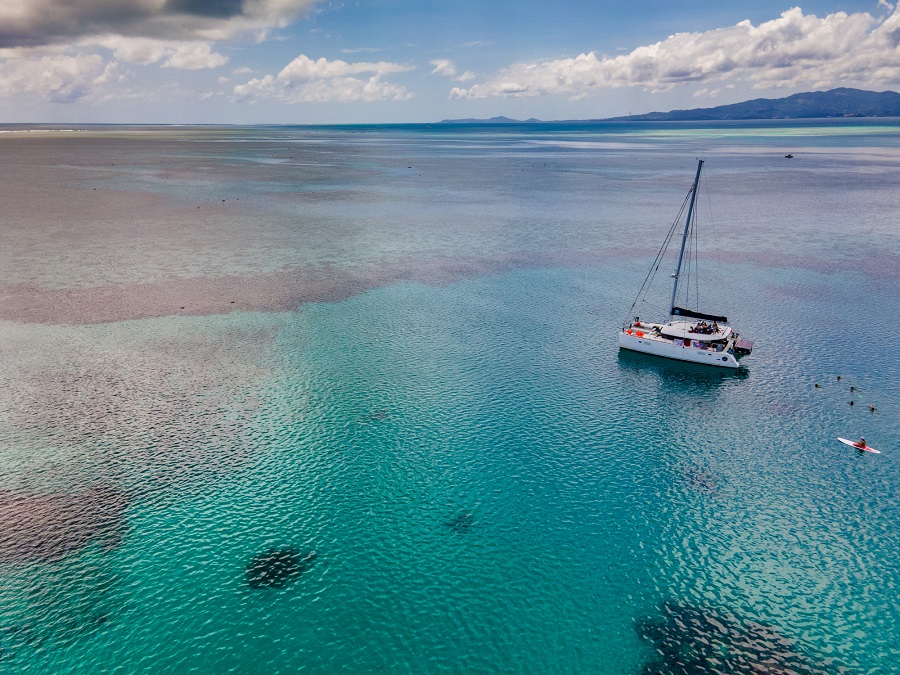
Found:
<box><xmin>0</xmin><ymin>121</ymin><xmax>898</xmax><ymax>672</ymax></box>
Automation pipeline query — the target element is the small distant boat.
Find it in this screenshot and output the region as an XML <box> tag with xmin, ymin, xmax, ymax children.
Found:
<box><xmin>784</xmin><ymin>153</ymin><xmax>794</xmax><ymax>158</ymax></box>
<box><xmin>618</xmin><ymin>160</ymin><xmax>753</xmax><ymax>369</ymax></box>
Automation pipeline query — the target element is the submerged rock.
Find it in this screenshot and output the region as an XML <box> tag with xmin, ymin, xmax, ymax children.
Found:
<box><xmin>445</xmin><ymin>512</ymin><xmax>475</xmax><ymax>533</ymax></box>
<box><xmin>681</xmin><ymin>468</ymin><xmax>721</xmax><ymax>496</ymax></box>
<box><xmin>637</xmin><ymin>601</ymin><xmax>828</xmax><ymax>674</ymax></box>
<box><xmin>358</xmin><ymin>409</ymin><xmax>390</xmax><ymax>424</ymax></box>
<box><xmin>245</xmin><ymin>548</ymin><xmax>316</xmax><ymax>589</ymax></box>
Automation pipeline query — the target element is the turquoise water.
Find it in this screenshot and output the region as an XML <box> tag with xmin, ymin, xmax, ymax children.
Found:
<box><xmin>0</xmin><ymin>120</ymin><xmax>899</xmax><ymax>673</ymax></box>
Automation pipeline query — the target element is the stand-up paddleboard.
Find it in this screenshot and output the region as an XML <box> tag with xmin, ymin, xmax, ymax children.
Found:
<box><xmin>838</xmin><ymin>438</ymin><xmax>881</xmax><ymax>454</ymax></box>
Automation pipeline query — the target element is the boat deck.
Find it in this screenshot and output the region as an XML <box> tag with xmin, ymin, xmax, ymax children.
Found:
<box><xmin>623</xmin><ymin>326</ymin><xmax>730</xmax><ymax>352</ymax></box>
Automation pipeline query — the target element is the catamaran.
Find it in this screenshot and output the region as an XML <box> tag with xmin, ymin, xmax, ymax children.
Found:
<box><xmin>618</xmin><ymin>159</ymin><xmax>753</xmax><ymax>368</ymax></box>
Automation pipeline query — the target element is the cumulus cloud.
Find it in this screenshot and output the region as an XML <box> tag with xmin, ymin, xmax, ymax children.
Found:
<box><xmin>0</xmin><ymin>52</ymin><xmax>114</xmax><ymax>102</ymax></box>
<box><xmin>431</xmin><ymin>59</ymin><xmax>456</xmax><ymax>77</ymax></box>
<box><xmin>234</xmin><ymin>54</ymin><xmax>414</xmax><ymax>103</ymax></box>
<box><xmin>278</xmin><ymin>54</ymin><xmax>411</xmax><ymax>81</ymax></box>
<box><xmin>91</xmin><ymin>36</ymin><xmax>227</xmax><ymax>69</ymax></box>
<box><xmin>0</xmin><ymin>0</ymin><xmax>321</xmax><ymax>48</ymax></box>
<box><xmin>452</xmin><ymin>7</ymin><xmax>900</xmax><ymax>99</ymax></box>
<box><xmin>0</xmin><ymin>35</ymin><xmax>227</xmax><ymax>105</ymax></box>
<box><xmin>91</xmin><ymin>37</ymin><xmax>171</xmax><ymax>66</ymax></box>
<box><xmin>162</xmin><ymin>43</ymin><xmax>229</xmax><ymax>70</ymax></box>
<box><xmin>0</xmin><ymin>0</ymin><xmax>312</xmax><ymax>104</ymax></box>
<box><xmin>430</xmin><ymin>58</ymin><xmax>477</xmax><ymax>83</ymax></box>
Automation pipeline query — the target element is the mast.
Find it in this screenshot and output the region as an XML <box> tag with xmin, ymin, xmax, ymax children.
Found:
<box><xmin>670</xmin><ymin>159</ymin><xmax>703</xmax><ymax>318</ymax></box>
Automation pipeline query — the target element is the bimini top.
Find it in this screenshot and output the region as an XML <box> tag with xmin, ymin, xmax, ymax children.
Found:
<box><xmin>671</xmin><ymin>306</ymin><xmax>728</xmax><ymax>323</ymax></box>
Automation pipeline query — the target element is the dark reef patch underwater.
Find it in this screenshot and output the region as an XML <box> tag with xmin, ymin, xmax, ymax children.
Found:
<box><xmin>637</xmin><ymin>601</ymin><xmax>831</xmax><ymax>674</ymax></box>
<box><xmin>245</xmin><ymin>548</ymin><xmax>317</xmax><ymax>589</ymax></box>
<box><xmin>0</xmin><ymin>485</ymin><xmax>129</xmax><ymax>563</ymax></box>
<box><xmin>445</xmin><ymin>511</ymin><xmax>475</xmax><ymax>533</ymax></box>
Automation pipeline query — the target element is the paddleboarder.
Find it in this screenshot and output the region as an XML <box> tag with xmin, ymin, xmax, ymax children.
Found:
<box><xmin>838</xmin><ymin>436</ymin><xmax>881</xmax><ymax>454</ymax></box>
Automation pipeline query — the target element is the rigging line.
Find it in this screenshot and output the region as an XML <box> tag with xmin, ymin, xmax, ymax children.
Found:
<box><xmin>622</xmin><ymin>190</ymin><xmax>691</xmax><ymax>326</ymax></box>
<box><xmin>640</xmin><ymin>298</ymin><xmax>670</xmax><ymax>316</ymax></box>
<box><xmin>649</xmin><ymin>211</ymin><xmax>681</xmax><ymax>290</ymax></box>
<box><xmin>636</xmin><ymin>199</ymin><xmax>686</xmax><ymax>301</ymax></box>
<box><xmin>702</xmin><ymin>172</ymin><xmax>724</xmax><ymax>291</ymax></box>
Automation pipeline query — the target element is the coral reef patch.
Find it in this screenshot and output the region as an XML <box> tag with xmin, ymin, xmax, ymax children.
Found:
<box><xmin>246</xmin><ymin>548</ymin><xmax>317</xmax><ymax>589</ymax></box>
<box><xmin>636</xmin><ymin>601</ymin><xmax>829</xmax><ymax>674</ymax></box>
<box><xmin>0</xmin><ymin>485</ymin><xmax>129</xmax><ymax>563</ymax></box>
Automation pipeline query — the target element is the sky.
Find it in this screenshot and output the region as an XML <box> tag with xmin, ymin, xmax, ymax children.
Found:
<box><xmin>0</xmin><ymin>0</ymin><xmax>898</xmax><ymax>124</ymax></box>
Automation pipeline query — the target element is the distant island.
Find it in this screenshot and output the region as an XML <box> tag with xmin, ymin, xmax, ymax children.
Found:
<box><xmin>439</xmin><ymin>115</ymin><xmax>543</xmax><ymax>124</ymax></box>
<box><xmin>440</xmin><ymin>88</ymin><xmax>900</xmax><ymax>124</ymax></box>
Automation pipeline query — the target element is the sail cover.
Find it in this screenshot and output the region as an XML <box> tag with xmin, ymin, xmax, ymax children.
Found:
<box><xmin>671</xmin><ymin>306</ymin><xmax>728</xmax><ymax>323</ymax></box>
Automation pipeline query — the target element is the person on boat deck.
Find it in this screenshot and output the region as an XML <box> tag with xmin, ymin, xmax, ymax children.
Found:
<box><xmin>712</xmin><ymin>322</ymin><xmax>719</xmax><ymax>332</ymax></box>
<box><xmin>855</xmin><ymin>437</ymin><xmax>867</xmax><ymax>449</ymax></box>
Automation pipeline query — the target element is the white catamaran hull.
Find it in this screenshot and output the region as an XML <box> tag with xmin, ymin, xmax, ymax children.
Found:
<box><xmin>618</xmin><ymin>331</ymin><xmax>740</xmax><ymax>368</ymax></box>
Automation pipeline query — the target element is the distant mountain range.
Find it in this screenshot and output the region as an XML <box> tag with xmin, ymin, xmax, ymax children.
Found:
<box><xmin>439</xmin><ymin>88</ymin><xmax>900</xmax><ymax>124</ymax></box>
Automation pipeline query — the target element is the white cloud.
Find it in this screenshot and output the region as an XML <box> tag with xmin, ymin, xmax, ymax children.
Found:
<box><xmin>93</xmin><ymin>37</ymin><xmax>170</xmax><ymax>66</ymax></box>
<box><xmin>0</xmin><ymin>52</ymin><xmax>111</xmax><ymax>102</ymax></box>
<box><xmin>278</xmin><ymin>54</ymin><xmax>410</xmax><ymax>81</ymax></box>
<box><xmin>92</xmin><ymin>37</ymin><xmax>227</xmax><ymax>70</ymax></box>
<box><xmin>431</xmin><ymin>59</ymin><xmax>477</xmax><ymax>82</ymax></box>
<box><xmin>234</xmin><ymin>54</ymin><xmax>414</xmax><ymax>103</ymax></box>
<box><xmin>452</xmin><ymin>7</ymin><xmax>900</xmax><ymax>99</ymax></box>
<box><xmin>431</xmin><ymin>59</ymin><xmax>457</xmax><ymax>77</ymax></box>
<box><xmin>162</xmin><ymin>43</ymin><xmax>229</xmax><ymax>70</ymax></box>
<box><xmin>0</xmin><ymin>34</ymin><xmax>228</xmax><ymax>106</ymax></box>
